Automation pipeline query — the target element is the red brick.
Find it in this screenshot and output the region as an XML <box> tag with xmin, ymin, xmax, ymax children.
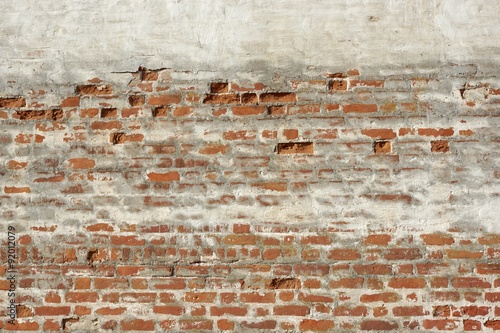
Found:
<box><xmin>418</xmin><ymin>128</ymin><xmax>454</xmax><ymax>137</ymax></box>
<box><xmin>68</xmin><ymin>158</ymin><xmax>95</xmax><ymax>169</ymax></box>
<box><xmin>334</xmin><ymin>306</ymin><xmax>368</xmax><ymax>316</ymax></box>
<box><xmin>96</xmin><ymin>307</ymin><xmax>127</xmax><ymax>315</ymax></box>
<box><xmin>0</xmin><ymin>97</ymin><xmax>26</xmax><ymax>108</ymax></box>
<box><xmin>210</xmin><ymin>82</ymin><xmax>229</xmax><ymax>93</ymax></box>
<box><xmin>179</xmin><ymin>320</ymin><xmax>213</xmax><ymax>330</ymax></box>
<box><xmin>328</xmin><ymin>249</ymin><xmax>361</xmax><ymax>260</ymax></box>
<box><xmin>431</xmin><ymin>291</ymin><xmax>460</xmax><ymax>302</ymax></box>
<box><xmin>485</xmin><ymin>320</ymin><xmax>500</xmax><ymax>330</ymax></box>
<box><xmin>452</xmin><ymin>277</ymin><xmax>491</xmax><ymax>288</ymax></box>
<box><xmin>350</xmin><ymin>79</ymin><xmax>384</xmax><ymax>87</ymax></box>
<box><xmin>152</xmin><ymin>306</ymin><xmax>184</xmax><ymax>315</ymax></box>
<box><xmin>5</xmin><ymin>321</ymin><xmax>40</xmax><ymax>331</ymax></box>
<box><xmin>94</xmin><ymin>278</ymin><xmax>129</xmax><ymax>289</ymax></box>
<box><xmin>423</xmin><ymin>320</ymin><xmax>459</xmax><ymax>330</ymax></box>
<box><xmin>34</xmin><ymin>306</ymin><xmax>71</xmax><ymax>316</ymax></box>
<box><xmin>128</xmin><ymin>94</ymin><xmax>145</xmax><ymax>107</ymax></box>
<box><xmin>260</xmin><ymin>92</ymin><xmax>296</xmax><ymax>103</ymax></box>
<box><xmin>147</xmin><ymin>94</ymin><xmax>181</xmax><ymax>105</ymax></box>
<box><xmin>420</xmin><ymin>233</ymin><xmax>454</xmax><ymax>245</ymax></box>
<box><xmin>446</xmin><ymin>250</ymin><xmax>483</xmax><ymax>259</ymax></box>
<box><xmin>184</xmin><ymin>292</ymin><xmax>216</xmax><ymax>303</ymax></box>
<box><xmin>223</xmin><ymin>234</ymin><xmax>257</xmax><ymax>245</ymax></box>
<box><xmin>354</xmin><ymin>264</ymin><xmax>393</xmax><ymax>275</ymax></box>
<box><xmin>329</xmin><ymin>79</ymin><xmax>347</xmax><ymax>91</ymax></box>
<box><xmin>199</xmin><ymin>143</ymin><xmax>229</xmax><ymax>155</ymax></box>
<box><xmin>203</xmin><ymin>94</ymin><xmax>240</xmax><ymax>104</ymax></box>
<box><xmin>274</xmin><ymin>305</ymin><xmax>310</xmax><ymax>316</ymax></box>
<box><xmin>476</xmin><ymin>263</ymin><xmax>500</xmax><ymax>274</ymax></box>
<box><xmin>217</xmin><ymin>319</ymin><xmax>234</xmax><ymax>330</ymax></box>
<box><xmin>267</xmin><ymin>277</ymin><xmax>301</xmax><ymax>289</ymax></box>
<box><xmin>240</xmin><ymin>292</ymin><xmax>275</xmax><ymax>303</ymax></box>
<box><xmin>43</xmin><ymin>319</ymin><xmax>60</xmax><ymax>331</ymax></box>
<box><xmin>461</xmin><ymin>306</ymin><xmax>489</xmax><ymax>317</ymax></box>
<box><xmin>384</xmin><ymin>248</ymin><xmax>422</xmax><ymax>260</ymax></box>
<box><xmin>90</xmin><ymin>121</ymin><xmax>122</xmax><ymax>130</ymax></box>
<box><xmin>121</xmin><ymin>319</ymin><xmax>155</xmax><ymax>331</ymax></box>
<box><xmin>65</xmin><ymin>292</ymin><xmax>98</xmax><ymax>303</ymax></box>
<box><xmin>300</xmin><ymin>235</ymin><xmax>332</xmax><ymax>245</ymax></box>
<box><xmin>361</xmin><ymin>292</ymin><xmax>399</xmax><ymax>303</ymax></box>
<box><xmin>393</xmin><ymin>306</ymin><xmax>427</xmax><ymax>316</ymax></box>
<box><xmin>431</xmin><ymin>140</ymin><xmax>449</xmax><ymax>152</ymax></box>
<box><xmin>360</xmin><ymin>320</ymin><xmax>398</xmax><ymax>331</ymax></box>
<box><xmin>110</xmin><ymin>236</ymin><xmax>145</xmax><ymax>246</ymax></box>
<box><xmin>232</xmin><ymin>105</ymin><xmax>266</xmax><ymax>116</ymax></box>
<box><xmin>4</xmin><ymin>186</ymin><xmax>31</xmax><ymax>193</ymax></box>
<box><xmin>416</xmin><ymin>263</ymin><xmax>450</xmax><ymax>275</ymax></box>
<box><xmin>298</xmin><ymin>293</ymin><xmax>334</xmax><ymax>303</ymax></box>
<box><xmin>364</xmin><ymin>234</ymin><xmax>392</xmax><ymax>245</ymax></box>
<box><xmin>276</xmin><ymin>142</ymin><xmax>314</xmax><ymax>154</ymax></box>
<box><xmin>388</xmin><ymin>278</ymin><xmax>426</xmax><ymax>289</ymax></box>
<box><xmin>330</xmin><ymin>277</ymin><xmax>364</xmax><ymax>289</ymax></box>
<box><xmin>294</xmin><ymin>264</ymin><xmax>329</xmax><ymax>276</ymax></box>
<box><xmin>343</xmin><ymin>104</ymin><xmax>377</xmax><ymax>113</ymax></box>
<box><xmin>283</xmin><ymin>129</ymin><xmax>299</xmax><ymax>140</ymax></box>
<box><xmin>478</xmin><ymin>234</ymin><xmax>500</xmax><ymax>245</ymax></box>
<box><xmin>299</xmin><ymin>319</ymin><xmax>335</xmax><ymax>331</ymax></box>
<box><xmin>223</xmin><ymin>130</ymin><xmax>257</xmax><ymax>140</ymax></box>
<box><xmin>76</xmin><ymin>84</ymin><xmax>112</xmax><ymax>95</ymax></box>
<box><xmin>173</xmin><ymin>106</ymin><xmax>192</xmax><ymax>117</ymax></box>
<box><xmin>210</xmin><ymin>306</ymin><xmax>247</xmax><ymax>316</ymax></box>
<box><xmin>241</xmin><ymin>320</ymin><xmax>277</xmax><ymax>330</ymax></box>
<box><xmin>147</xmin><ymin>172</ymin><xmax>180</xmax><ymax>182</ymax></box>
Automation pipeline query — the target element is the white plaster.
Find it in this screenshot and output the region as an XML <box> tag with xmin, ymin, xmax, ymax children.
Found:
<box><xmin>1</xmin><ymin>0</ymin><xmax>499</xmax><ymax>85</ymax></box>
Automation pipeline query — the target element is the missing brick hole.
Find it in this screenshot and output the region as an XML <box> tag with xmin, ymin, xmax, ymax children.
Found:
<box><xmin>100</xmin><ymin>108</ymin><xmax>117</xmax><ymax>118</ymax></box>
<box><xmin>152</xmin><ymin>106</ymin><xmax>169</xmax><ymax>117</ymax></box>
<box><xmin>268</xmin><ymin>277</ymin><xmax>301</xmax><ymax>289</ymax></box>
<box><xmin>87</xmin><ymin>249</ymin><xmax>98</xmax><ymax>264</ymax></box>
<box><xmin>62</xmin><ymin>317</ymin><xmax>79</xmax><ymax>330</ymax></box>
<box><xmin>374</xmin><ymin>140</ymin><xmax>391</xmax><ymax>154</ymax></box>
<box><xmin>110</xmin><ymin>133</ymin><xmax>126</xmax><ymax>145</ymax></box>
<box><xmin>276</xmin><ymin>142</ymin><xmax>314</xmax><ymax>154</ymax></box>
<box><xmin>210</xmin><ymin>82</ymin><xmax>229</xmax><ymax>94</ymax></box>
<box><xmin>431</xmin><ymin>140</ymin><xmax>449</xmax><ymax>153</ymax></box>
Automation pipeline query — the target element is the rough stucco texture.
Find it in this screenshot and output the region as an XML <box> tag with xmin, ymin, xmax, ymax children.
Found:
<box><xmin>1</xmin><ymin>0</ymin><xmax>500</xmax><ymax>85</ymax></box>
<box><xmin>0</xmin><ymin>66</ymin><xmax>499</xmax><ymax>331</ymax></box>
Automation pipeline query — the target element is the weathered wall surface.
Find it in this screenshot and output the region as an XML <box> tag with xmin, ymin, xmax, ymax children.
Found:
<box><xmin>1</xmin><ymin>0</ymin><xmax>500</xmax><ymax>332</ymax></box>
<box><xmin>1</xmin><ymin>0</ymin><xmax>500</xmax><ymax>85</ymax></box>
<box><xmin>0</xmin><ymin>66</ymin><xmax>499</xmax><ymax>331</ymax></box>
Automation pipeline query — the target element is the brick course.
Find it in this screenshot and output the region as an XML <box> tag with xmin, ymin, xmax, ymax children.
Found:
<box><xmin>0</xmin><ymin>66</ymin><xmax>499</xmax><ymax>331</ymax></box>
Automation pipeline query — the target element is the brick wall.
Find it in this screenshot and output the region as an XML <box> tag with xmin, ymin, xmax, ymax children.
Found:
<box><xmin>0</xmin><ymin>66</ymin><xmax>499</xmax><ymax>331</ymax></box>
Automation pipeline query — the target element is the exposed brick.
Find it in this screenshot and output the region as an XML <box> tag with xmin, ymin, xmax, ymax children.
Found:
<box><xmin>374</xmin><ymin>140</ymin><xmax>392</xmax><ymax>154</ymax></box>
<box><xmin>299</xmin><ymin>319</ymin><xmax>335</xmax><ymax>331</ymax></box>
<box><xmin>274</xmin><ymin>305</ymin><xmax>310</xmax><ymax>316</ymax></box>
<box><xmin>421</xmin><ymin>234</ymin><xmax>454</xmax><ymax>245</ymax></box>
<box><xmin>276</xmin><ymin>142</ymin><xmax>313</xmax><ymax>154</ymax></box>
<box><xmin>76</xmin><ymin>84</ymin><xmax>112</xmax><ymax>95</ymax></box>
<box><xmin>360</xmin><ymin>320</ymin><xmax>398</xmax><ymax>331</ymax></box>
<box><xmin>343</xmin><ymin>104</ymin><xmax>377</xmax><ymax>113</ymax></box>
<box><xmin>431</xmin><ymin>140</ymin><xmax>449</xmax><ymax>152</ymax></box>
<box><xmin>0</xmin><ymin>97</ymin><xmax>26</xmax><ymax>108</ymax></box>
<box><xmin>147</xmin><ymin>172</ymin><xmax>180</xmax><ymax>182</ymax></box>
<box><xmin>210</xmin><ymin>82</ymin><xmax>229</xmax><ymax>93</ymax></box>
<box><xmin>260</xmin><ymin>92</ymin><xmax>296</xmax><ymax>103</ymax></box>
<box><xmin>361</xmin><ymin>129</ymin><xmax>396</xmax><ymax>139</ymax></box>
<box><xmin>121</xmin><ymin>319</ymin><xmax>155</xmax><ymax>331</ymax></box>
<box><xmin>147</xmin><ymin>94</ymin><xmax>182</xmax><ymax>105</ymax></box>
